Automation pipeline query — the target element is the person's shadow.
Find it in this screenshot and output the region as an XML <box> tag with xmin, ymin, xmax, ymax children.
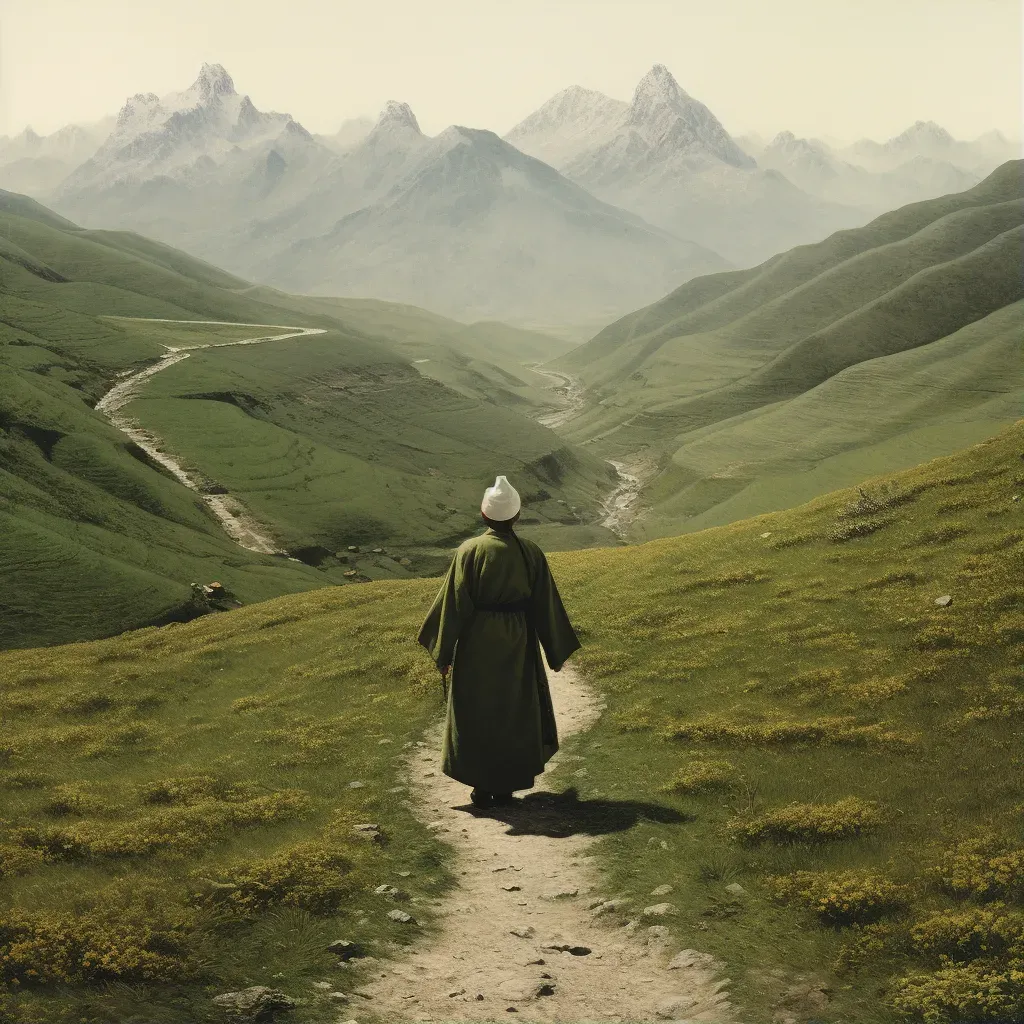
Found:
<box><xmin>456</xmin><ymin>787</ymin><xmax>693</xmax><ymax>838</ymax></box>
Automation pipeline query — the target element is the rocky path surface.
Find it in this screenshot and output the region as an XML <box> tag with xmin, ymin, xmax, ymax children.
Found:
<box><xmin>351</xmin><ymin>661</ymin><xmax>736</xmax><ymax>1023</ymax></box>
<box><xmin>96</xmin><ymin>318</ymin><xmax>326</xmax><ymax>554</ymax></box>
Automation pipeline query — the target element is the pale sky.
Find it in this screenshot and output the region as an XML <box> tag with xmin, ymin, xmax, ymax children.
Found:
<box><xmin>1</xmin><ymin>0</ymin><xmax>1021</xmax><ymax>142</ymax></box>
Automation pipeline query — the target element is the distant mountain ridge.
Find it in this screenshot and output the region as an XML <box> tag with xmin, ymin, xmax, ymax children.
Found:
<box><xmin>2</xmin><ymin>62</ymin><xmax>1017</xmax><ymax>323</ymax></box>
<box><xmin>261</xmin><ymin>123</ymin><xmax>729</xmax><ymax>322</ymax></box>
<box><xmin>506</xmin><ymin>68</ymin><xmax>1018</xmax><ymax>265</ymax></box>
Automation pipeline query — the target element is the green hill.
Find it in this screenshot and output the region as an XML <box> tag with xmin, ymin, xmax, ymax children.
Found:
<box><xmin>0</xmin><ymin>421</ymin><xmax>1020</xmax><ymax>1024</ymax></box>
<box><xmin>0</xmin><ymin>191</ymin><xmax>613</xmax><ymax>650</ymax></box>
<box><xmin>552</xmin><ymin>161</ymin><xmax>1024</xmax><ymax>540</ymax></box>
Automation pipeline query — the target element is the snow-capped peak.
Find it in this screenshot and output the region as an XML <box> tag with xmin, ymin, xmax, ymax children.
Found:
<box><xmin>503</xmin><ymin>85</ymin><xmax>627</xmax><ymax>168</ymax></box>
<box><xmin>623</xmin><ymin>63</ymin><xmax>754</xmax><ymax>170</ymax></box>
<box><xmin>374</xmin><ymin>100</ymin><xmax>422</xmax><ymax>135</ymax></box>
<box><xmin>890</xmin><ymin>120</ymin><xmax>954</xmax><ymax>146</ymax></box>
<box><xmin>191</xmin><ymin>62</ymin><xmax>236</xmax><ymax>101</ymax></box>
<box><xmin>631</xmin><ymin>63</ymin><xmax>687</xmax><ymax>109</ymax></box>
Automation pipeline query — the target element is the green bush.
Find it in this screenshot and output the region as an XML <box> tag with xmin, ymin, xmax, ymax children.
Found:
<box><xmin>728</xmin><ymin>797</ymin><xmax>886</xmax><ymax>845</ymax></box>
<box><xmin>911</xmin><ymin>906</ymin><xmax>1024</xmax><ymax>961</ymax></box>
<box><xmin>934</xmin><ymin>835</ymin><xmax>1024</xmax><ymax>901</ymax></box>
<box><xmin>16</xmin><ymin>791</ymin><xmax>309</xmax><ymax>859</ymax></box>
<box><xmin>772</xmin><ymin>869</ymin><xmax>909</xmax><ymax>925</ymax></box>
<box><xmin>196</xmin><ymin>839</ymin><xmax>364</xmax><ymax>914</ymax></box>
<box><xmin>663</xmin><ymin>757</ymin><xmax>738</xmax><ymax>794</ymax></box>
<box><xmin>0</xmin><ymin>881</ymin><xmax>197</xmax><ymax>986</ymax></box>
<box><xmin>891</xmin><ymin>959</ymin><xmax>1024</xmax><ymax>1022</ymax></box>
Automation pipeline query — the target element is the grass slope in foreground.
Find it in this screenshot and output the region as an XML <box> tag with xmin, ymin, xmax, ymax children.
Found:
<box><xmin>552</xmin><ymin>160</ymin><xmax>1024</xmax><ymax>540</ymax></box>
<box><xmin>0</xmin><ymin>187</ymin><xmax>614</xmax><ymax>650</ymax></box>
<box><xmin>1</xmin><ymin>421</ymin><xmax>1022</xmax><ymax>1022</ymax></box>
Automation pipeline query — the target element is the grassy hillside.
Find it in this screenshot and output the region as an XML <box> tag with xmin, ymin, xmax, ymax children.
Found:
<box><xmin>0</xmin><ymin>189</ymin><xmax>616</xmax><ymax>650</ymax></box>
<box><xmin>551</xmin><ymin>161</ymin><xmax>1024</xmax><ymax>540</ymax></box>
<box><xmin>0</xmin><ymin>422</ymin><xmax>1020</xmax><ymax>1023</ymax></box>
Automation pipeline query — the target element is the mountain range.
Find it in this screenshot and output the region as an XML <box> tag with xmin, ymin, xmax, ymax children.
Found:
<box><xmin>2</xmin><ymin>62</ymin><xmax>1015</xmax><ymax>324</ymax></box>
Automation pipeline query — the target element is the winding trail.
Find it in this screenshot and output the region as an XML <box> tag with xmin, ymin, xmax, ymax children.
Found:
<box><xmin>96</xmin><ymin>319</ymin><xmax>327</xmax><ymax>554</ymax></box>
<box><xmin>352</xmin><ymin>662</ymin><xmax>736</xmax><ymax>1023</ymax></box>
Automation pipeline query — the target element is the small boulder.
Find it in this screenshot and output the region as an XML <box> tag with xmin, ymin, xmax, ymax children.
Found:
<box><xmin>211</xmin><ymin>986</ymin><xmax>296</xmax><ymax>1018</ymax></box>
<box><xmin>347</xmin><ymin>545</ymin><xmax>360</xmax><ymax>552</ymax></box>
<box><xmin>725</xmin><ymin>882</ymin><xmax>747</xmax><ymax>897</ymax></box>
<box><xmin>650</xmin><ymin>884</ymin><xmax>673</xmax><ymax>896</ymax></box>
<box><xmin>387</xmin><ymin>909</ymin><xmax>415</xmax><ymax>924</ymax></box>
<box><xmin>668</xmin><ymin>948</ymin><xmax>721</xmax><ymax>972</ymax></box>
<box><xmin>935</xmin><ymin>595</ymin><xmax>953</xmax><ymax>607</ymax></box>
<box><xmin>642</xmin><ymin>902</ymin><xmax>677</xmax><ymax>917</ymax></box>
<box><xmin>591</xmin><ymin>898</ymin><xmax>629</xmax><ymax>915</ymax></box>
<box><xmin>509</xmin><ymin>925</ymin><xmax>536</xmax><ymax>938</ymax></box>
<box><xmin>326</xmin><ymin>939</ymin><xmax>363</xmax><ymax>960</ymax></box>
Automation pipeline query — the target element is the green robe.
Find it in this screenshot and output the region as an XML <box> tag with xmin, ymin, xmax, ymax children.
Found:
<box><xmin>417</xmin><ymin>528</ymin><xmax>581</xmax><ymax>793</ymax></box>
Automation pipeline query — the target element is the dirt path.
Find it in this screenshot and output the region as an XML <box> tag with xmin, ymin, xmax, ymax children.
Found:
<box><xmin>96</xmin><ymin>318</ymin><xmax>326</xmax><ymax>554</ymax></box>
<box><xmin>352</xmin><ymin>661</ymin><xmax>736</xmax><ymax>1023</ymax></box>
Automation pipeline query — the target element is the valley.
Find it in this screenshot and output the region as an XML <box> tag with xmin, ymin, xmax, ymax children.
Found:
<box><xmin>0</xmin><ymin>25</ymin><xmax>1021</xmax><ymax>1024</ymax></box>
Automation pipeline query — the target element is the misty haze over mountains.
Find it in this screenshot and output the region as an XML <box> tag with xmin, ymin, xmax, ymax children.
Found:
<box><xmin>2</xmin><ymin>61</ymin><xmax>1016</xmax><ymax>324</ymax></box>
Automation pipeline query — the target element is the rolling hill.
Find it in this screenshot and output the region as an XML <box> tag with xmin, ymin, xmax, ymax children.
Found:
<box><xmin>550</xmin><ymin>160</ymin><xmax>1024</xmax><ymax>539</ymax></box>
<box><xmin>0</xmin><ymin>417</ymin><xmax>1020</xmax><ymax>1024</ymax></box>
<box><xmin>0</xmin><ymin>188</ymin><xmax>617</xmax><ymax>650</ymax></box>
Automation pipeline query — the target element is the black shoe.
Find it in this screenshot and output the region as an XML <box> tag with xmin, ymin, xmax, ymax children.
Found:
<box><xmin>470</xmin><ymin>789</ymin><xmax>494</xmax><ymax>808</ymax></box>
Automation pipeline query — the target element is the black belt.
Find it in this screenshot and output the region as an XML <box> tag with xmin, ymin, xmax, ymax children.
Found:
<box><xmin>475</xmin><ymin>599</ymin><xmax>531</xmax><ymax>615</ymax></box>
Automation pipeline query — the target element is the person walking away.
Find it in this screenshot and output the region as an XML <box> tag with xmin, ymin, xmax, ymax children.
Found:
<box><xmin>417</xmin><ymin>475</ymin><xmax>581</xmax><ymax>808</ymax></box>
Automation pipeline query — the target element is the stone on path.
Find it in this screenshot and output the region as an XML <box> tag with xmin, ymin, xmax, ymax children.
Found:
<box><xmin>668</xmin><ymin>949</ymin><xmax>722</xmax><ymax>971</ymax></box>
<box><xmin>509</xmin><ymin>925</ymin><xmax>536</xmax><ymax>938</ymax></box>
<box><xmin>643</xmin><ymin>902</ymin><xmax>677</xmax><ymax>917</ymax></box>
<box><xmin>591</xmin><ymin>898</ymin><xmax>629</xmax><ymax>915</ymax></box>
<box><xmin>326</xmin><ymin>939</ymin><xmax>364</xmax><ymax>960</ymax></box>
<box><xmin>211</xmin><ymin>986</ymin><xmax>296</xmax><ymax>1017</ymax></box>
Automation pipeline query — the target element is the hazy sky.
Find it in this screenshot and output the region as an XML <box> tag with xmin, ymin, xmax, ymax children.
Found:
<box><xmin>2</xmin><ymin>0</ymin><xmax>1020</xmax><ymax>141</ymax></box>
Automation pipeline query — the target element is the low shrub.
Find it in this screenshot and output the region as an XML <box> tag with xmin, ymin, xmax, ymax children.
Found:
<box><xmin>934</xmin><ymin>836</ymin><xmax>1024</xmax><ymax>901</ymax></box>
<box><xmin>43</xmin><ymin>784</ymin><xmax>113</xmax><ymax>817</ymax></box>
<box><xmin>890</xmin><ymin>959</ymin><xmax>1024</xmax><ymax>1022</ymax></box>
<box><xmin>139</xmin><ymin>775</ymin><xmax>248</xmax><ymax>805</ymax></box>
<box><xmin>771</xmin><ymin>869</ymin><xmax>909</xmax><ymax>925</ymax></box>
<box><xmin>834</xmin><ymin>921</ymin><xmax>905</xmax><ymax>973</ymax></box>
<box><xmin>0</xmin><ymin>882</ymin><xmax>197</xmax><ymax>986</ymax></box>
<box><xmin>728</xmin><ymin>797</ymin><xmax>886</xmax><ymax>845</ymax></box>
<box><xmin>663</xmin><ymin>758</ymin><xmax>738</xmax><ymax>794</ymax></box>
<box><xmin>196</xmin><ymin>840</ymin><xmax>362</xmax><ymax>914</ymax></box>
<box><xmin>16</xmin><ymin>791</ymin><xmax>309</xmax><ymax>860</ymax></box>
<box><xmin>665</xmin><ymin>715</ymin><xmax>914</xmax><ymax>748</ymax></box>
<box><xmin>829</xmin><ymin>516</ymin><xmax>895</xmax><ymax>543</ymax></box>
<box><xmin>911</xmin><ymin>907</ymin><xmax>1024</xmax><ymax>962</ymax></box>
<box><xmin>0</xmin><ymin>844</ymin><xmax>43</xmax><ymax>880</ymax></box>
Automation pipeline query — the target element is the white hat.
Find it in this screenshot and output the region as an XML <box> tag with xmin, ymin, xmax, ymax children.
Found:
<box><xmin>481</xmin><ymin>475</ymin><xmax>521</xmax><ymax>521</ymax></box>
